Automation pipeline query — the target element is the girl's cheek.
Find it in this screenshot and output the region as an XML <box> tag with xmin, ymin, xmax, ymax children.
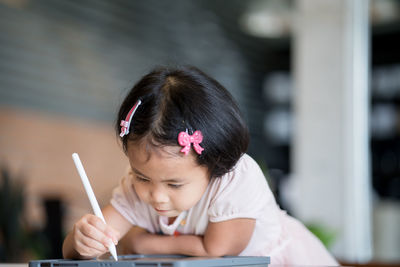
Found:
<box><xmin>139</xmin><ymin>186</ymin><xmax>153</xmax><ymax>203</ymax></box>
<box><xmin>132</xmin><ymin>183</ymin><xmax>146</xmax><ymax>199</ymax></box>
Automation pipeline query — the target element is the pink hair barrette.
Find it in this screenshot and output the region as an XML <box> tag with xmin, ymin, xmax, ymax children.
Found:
<box><xmin>120</xmin><ymin>99</ymin><xmax>142</xmax><ymax>137</ymax></box>
<box><xmin>178</xmin><ymin>130</ymin><xmax>204</xmax><ymax>155</ymax></box>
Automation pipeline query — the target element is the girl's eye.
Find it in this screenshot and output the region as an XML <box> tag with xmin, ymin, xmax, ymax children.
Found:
<box><xmin>136</xmin><ymin>176</ymin><xmax>150</xmax><ymax>183</ymax></box>
<box><xmin>168</xmin><ymin>184</ymin><xmax>183</xmax><ymax>189</ymax></box>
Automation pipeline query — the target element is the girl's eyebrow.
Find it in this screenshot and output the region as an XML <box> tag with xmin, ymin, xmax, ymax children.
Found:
<box><xmin>132</xmin><ymin>168</ymin><xmax>184</xmax><ymax>183</ymax></box>
<box><xmin>132</xmin><ymin>168</ymin><xmax>150</xmax><ymax>179</ymax></box>
<box><xmin>163</xmin><ymin>178</ymin><xmax>185</xmax><ymax>183</ymax></box>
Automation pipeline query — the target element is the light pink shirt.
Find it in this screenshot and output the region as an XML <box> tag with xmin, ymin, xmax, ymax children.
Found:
<box><xmin>111</xmin><ymin>154</ymin><xmax>338</xmax><ymax>265</ymax></box>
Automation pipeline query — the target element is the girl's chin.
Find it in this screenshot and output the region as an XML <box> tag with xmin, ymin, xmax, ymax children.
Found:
<box><xmin>155</xmin><ymin>209</ymin><xmax>182</xmax><ymax>218</ymax></box>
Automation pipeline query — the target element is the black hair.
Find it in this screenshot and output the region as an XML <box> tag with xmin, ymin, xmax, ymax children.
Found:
<box><xmin>116</xmin><ymin>65</ymin><xmax>249</xmax><ymax>178</ymax></box>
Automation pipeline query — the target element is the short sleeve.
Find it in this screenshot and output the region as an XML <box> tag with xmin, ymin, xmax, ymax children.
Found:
<box><xmin>110</xmin><ymin>167</ymin><xmax>153</xmax><ymax>229</ymax></box>
<box><xmin>207</xmin><ymin>154</ymin><xmax>276</xmax><ymax>223</ymax></box>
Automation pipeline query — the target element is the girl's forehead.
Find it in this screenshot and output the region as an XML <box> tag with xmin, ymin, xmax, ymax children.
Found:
<box><xmin>127</xmin><ymin>140</ymin><xmax>185</xmax><ymax>161</ymax></box>
<box><xmin>126</xmin><ymin>140</ymin><xmax>205</xmax><ymax>176</ymax></box>
<box><xmin>126</xmin><ymin>139</ymin><xmax>211</xmax><ymax>180</ymax></box>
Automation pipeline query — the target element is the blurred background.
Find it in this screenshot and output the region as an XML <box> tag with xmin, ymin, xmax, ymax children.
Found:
<box><xmin>0</xmin><ymin>0</ymin><xmax>399</xmax><ymax>265</ymax></box>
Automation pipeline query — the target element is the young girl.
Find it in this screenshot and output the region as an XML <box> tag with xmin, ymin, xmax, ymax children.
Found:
<box><xmin>62</xmin><ymin>66</ymin><xmax>338</xmax><ymax>265</ymax></box>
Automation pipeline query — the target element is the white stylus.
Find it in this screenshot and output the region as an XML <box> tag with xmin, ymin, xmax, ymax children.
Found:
<box><xmin>72</xmin><ymin>153</ymin><xmax>118</xmax><ymax>261</ymax></box>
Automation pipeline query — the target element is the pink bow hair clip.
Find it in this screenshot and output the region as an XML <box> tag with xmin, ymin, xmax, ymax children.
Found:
<box><xmin>120</xmin><ymin>99</ymin><xmax>142</xmax><ymax>137</ymax></box>
<box><xmin>178</xmin><ymin>130</ymin><xmax>204</xmax><ymax>155</ymax></box>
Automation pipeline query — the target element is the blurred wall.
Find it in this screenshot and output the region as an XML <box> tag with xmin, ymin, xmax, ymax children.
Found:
<box><xmin>0</xmin><ymin>107</ymin><xmax>127</xmax><ymax>230</ymax></box>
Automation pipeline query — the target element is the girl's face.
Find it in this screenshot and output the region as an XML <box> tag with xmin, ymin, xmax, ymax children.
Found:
<box><xmin>127</xmin><ymin>141</ymin><xmax>210</xmax><ymax>220</ymax></box>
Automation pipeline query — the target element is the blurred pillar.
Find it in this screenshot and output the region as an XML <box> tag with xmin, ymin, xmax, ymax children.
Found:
<box><xmin>292</xmin><ymin>0</ymin><xmax>372</xmax><ymax>262</ymax></box>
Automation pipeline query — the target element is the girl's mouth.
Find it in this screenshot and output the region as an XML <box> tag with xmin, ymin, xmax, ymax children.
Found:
<box><xmin>155</xmin><ymin>208</ymin><xmax>170</xmax><ymax>213</ymax></box>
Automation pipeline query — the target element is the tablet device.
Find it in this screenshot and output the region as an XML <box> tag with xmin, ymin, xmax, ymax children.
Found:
<box><xmin>29</xmin><ymin>254</ymin><xmax>270</xmax><ymax>267</ymax></box>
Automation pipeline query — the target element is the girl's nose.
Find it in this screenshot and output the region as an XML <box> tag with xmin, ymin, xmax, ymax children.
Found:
<box><xmin>150</xmin><ymin>185</ymin><xmax>168</xmax><ymax>203</ymax></box>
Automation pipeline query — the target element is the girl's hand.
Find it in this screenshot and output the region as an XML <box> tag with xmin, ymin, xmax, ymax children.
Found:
<box><xmin>63</xmin><ymin>205</ymin><xmax>132</xmax><ymax>259</ymax></box>
<box><xmin>71</xmin><ymin>214</ymin><xmax>119</xmax><ymax>258</ymax></box>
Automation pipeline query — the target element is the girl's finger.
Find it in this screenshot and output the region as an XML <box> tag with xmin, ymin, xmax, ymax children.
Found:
<box><xmin>86</xmin><ymin>215</ymin><xmax>119</xmax><ymax>245</ymax></box>
<box><xmin>106</xmin><ymin>227</ymin><xmax>120</xmax><ymax>245</ymax></box>
<box><xmin>80</xmin><ymin>223</ymin><xmax>113</xmax><ymax>248</ymax></box>
<box><xmin>75</xmin><ymin>238</ymin><xmax>105</xmax><ymax>257</ymax></box>
<box><xmin>75</xmin><ymin>226</ymin><xmax>108</xmax><ymax>252</ymax></box>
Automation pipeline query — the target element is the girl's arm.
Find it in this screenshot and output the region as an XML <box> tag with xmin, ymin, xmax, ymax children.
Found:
<box><xmin>129</xmin><ymin>218</ymin><xmax>255</xmax><ymax>256</ymax></box>
<box><xmin>62</xmin><ymin>204</ymin><xmax>132</xmax><ymax>259</ymax></box>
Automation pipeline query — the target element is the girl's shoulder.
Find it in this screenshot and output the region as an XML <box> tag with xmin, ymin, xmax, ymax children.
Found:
<box><xmin>228</xmin><ymin>153</ymin><xmax>266</xmax><ymax>180</ymax></box>
<box><xmin>236</xmin><ymin>153</ymin><xmax>259</xmax><ymax>167</ymax></box>
<box><xmin>210</xmin><ymin>153</ymin><xmax>270</xmax><ymax>196</ymax></box>
<box><xmin>206</xmin><ymin>153</ymin><xmax>274</xmax><ymax>222</ymax></box>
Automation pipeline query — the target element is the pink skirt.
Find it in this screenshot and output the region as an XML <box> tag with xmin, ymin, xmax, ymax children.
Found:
<box><xmin>265</xmin><ymin>212</ymin><xmax>339</xmax><ymax>266</ymax></box>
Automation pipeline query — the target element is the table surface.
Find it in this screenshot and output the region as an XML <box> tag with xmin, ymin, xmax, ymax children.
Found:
<box><xmin>0</xmin><ymin>265</ymin><xmax>27</xmax><ymax>267</ymax></box>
